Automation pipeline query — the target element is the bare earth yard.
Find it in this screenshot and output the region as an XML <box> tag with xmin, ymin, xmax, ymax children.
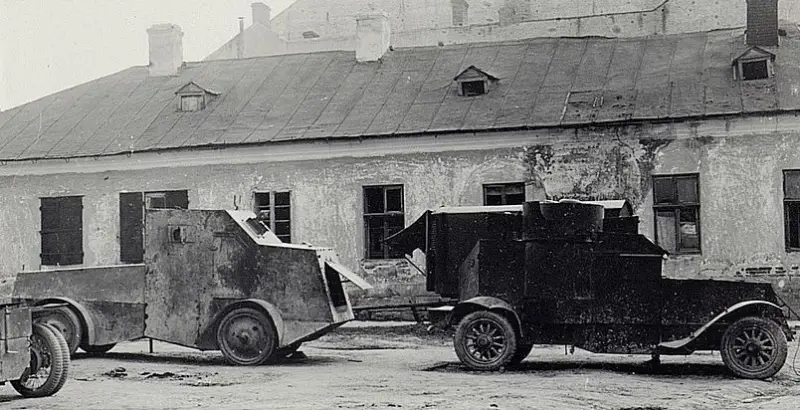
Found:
<box><xmin>3</xmin><ymin>323</ymin><xmax>800</xmax><ymax>410</ymax></box>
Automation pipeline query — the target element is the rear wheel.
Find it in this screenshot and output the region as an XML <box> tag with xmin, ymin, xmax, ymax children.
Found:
<box><xmin>720</xmin><ymin>316</ymin><xmax>788</xmax><ymax>379</ymax></box>
<box><xmin>35</xmin><ymin>306</ymin><xmax>83</xmax><ymax>356</ymax></box>
<box><xmin>11</xmin><ymin>323</ymin><xmax>69</xmax><ymax>397</ymax></box>
<box><xmin>216</xmin><ymin>307</ymin><xmax>278</xmax><ymax>366</ymax></box>
<box><xmin>454</xmin><ymin>310</ymin><xmax>517</xmax><ymax>371</ymax></box>
<box><xmin>39</xmin><ymin>323</ymin><xmax>71</xmax><ymax>392</ymax></box>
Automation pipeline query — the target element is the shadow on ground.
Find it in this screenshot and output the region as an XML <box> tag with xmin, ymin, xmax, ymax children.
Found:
<box><xmin>422</xmin><ymin>359</ymin><xmax>734</xmax><ymax>378</ymax></box>
<box><xmin>71</xmin><ymin>351</ymin><xmax>343</xmax><ymax>367</ymax></box>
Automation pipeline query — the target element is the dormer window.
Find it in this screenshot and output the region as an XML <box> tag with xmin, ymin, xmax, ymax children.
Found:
<box><xmin>732</xmin><ymin>46</ymin><xmax>776</xmax><ymax>81</ymax></box>
<box><xmin>453</xmin><ymin>65</ymin><xmax>498</xmax><ymax>97</ymax></box>
<box><xmin>175</xmin><ymin>81</ymin><xmax>220</xmax><ymax>112</ymax></box>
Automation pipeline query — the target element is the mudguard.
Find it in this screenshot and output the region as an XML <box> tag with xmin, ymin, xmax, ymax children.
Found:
<box><xmin>216</xmin><ymin>299</ymin><xmax>286</xmax><ymax>346</ymax></box>
<box><xmin>35</xmin><ymin>297</ymin><xmax>96</xmax><ymax>346</ymax></box>
<box><xmin>449</xmin><ymin>296</ymin><xmax>522</xmax><ymax>336</ymax></box>
<box><xmin>658</xmin><ymin>300</ymin><xmax>788</xmax><ymax>351</ymax></box>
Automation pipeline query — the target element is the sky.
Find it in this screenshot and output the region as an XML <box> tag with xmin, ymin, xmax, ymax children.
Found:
<box><xmin>0</xmin><ymin>0</ymin><xmax>296</xmax><ymax>110</ymax></box>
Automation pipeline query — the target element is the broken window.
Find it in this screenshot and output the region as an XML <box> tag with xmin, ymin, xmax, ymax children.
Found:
<box><xmin>653</xmin><ymin>174</ymin><xmax>701</xmax><ymax>254</ymax></box>
<box><xmin>364</xmin><ymin>185</ymin><xmax>404</xmax><ymax>259</ymax></box>
<box><xmin>120</xmin><ymin>190</ymin><xmax>189</xmax><ymax>263</ymax></box>
<box><xmin>40</xmin><ymin>196</ymin><xmax>84</xmax><ymax>266</ymax></box>
<box><xmin>253</xmin><ymin>191</ymin><xmax>291</xmax><ymax>243</ymax></box>
<box><xmin>784</xmin><ymin>171</ymin><xmax>800</xmax><ymax>250</ymax></box>
<box><xmin>483</xmin><ymin>183</ymin><xmax>525</xmax><ymax>205</ymax></box>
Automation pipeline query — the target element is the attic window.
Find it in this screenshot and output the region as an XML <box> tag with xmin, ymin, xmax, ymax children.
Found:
<box><xmin>453</xmin><ymin>65</ymin><xmax>498</xmax><ymax>97</ymax></box>
<box><xmin>461</xmin><ymin>80</ymin><xmax>486</xmax><ymax>96</ymax></box>
<box><xmin>180</xmin><ymin>95</ymin><xmax>204</xmax><ymax>112</ymax></box>
<box><xmin>175</xmin><ymin>81</ymin><xmax>220</xmax><ymax>112</ymax></box>
<box><xmin>732</xmin><ymin>46</ymin><xmax>775</xmax><ymax>81</ymax></box>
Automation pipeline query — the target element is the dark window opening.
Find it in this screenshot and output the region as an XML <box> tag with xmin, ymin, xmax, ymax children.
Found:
<box><xmin>302</xmin><ymin>30</ymin><xmax>320</xmax><ymax>39</ymax></box>
<box><xmin>741</xmin><ymin>60</ymin><xmax>769</xmax><ymax>81</ymax></box>
<box><xmin>784</xmin><ymin>170</ymin><xmax>800</xmax><ymax>250</ymax></box>
<box><xmin>460</xmin><ymin>80</ymin><xmax>486</xmax><ymax>96</ymax></box>
<box><xmin>325</xmin><ymin>263</ymin><xmax>348</xmax><ymax>308</ymax></box>
<box><xmin>653</xmin><ymin>174</ymin><xmax>700</xmax><ymax>254</ymax></box>
<box><xmin>483</xmin><ymin>183</ymin><xmax>525</xmax><ymax>206</ymax></box>
<box><xmin>40</xmin><ymin>196</ymin><xmax>83</xmax><ymax>266</ymax></box>
<box><xmin>120</xmin><ymin>190</ymin><xmax>188</xmax><ymax>263</ymax></box>
<box><xmin>254</xmin><ymin>191</ymin><xmax>291</xmax><ymax>243</ymax></box>
<box><xmin>364</xmin><ymin>185</ymin><xmax>404</xmax><ymax>259</ymax></box>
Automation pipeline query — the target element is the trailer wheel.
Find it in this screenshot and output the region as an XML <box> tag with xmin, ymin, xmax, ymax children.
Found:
<box><xmin>720</xmin><ymin>316</ymin><xmax>788</xmax><ymax>379</ymax></box>
<box><xmin>40</xmin><ymin>323</ymin><xmax>71</xmax><ymax>392</ymax></box>
<box><xmin>11</xmin><ymin>323</ymin><xmax>69</xmax><ymax>397</ymax></box>
<box><xmin>509</xmin><ymin>343</ymin><xmax>534</xmax><ymax>366</ymax></box>
<box><xmin>80</xmin><ymin>343</ymin><xmax>116</xmax><ymax>355</ymax></box>
<box><xmin>454</xmin><ymin>310</ymin><xmax>517</xmax><ymax>371</ymax></box>
<box><xmin>36</xmin><ymin>306</ymin><xmax>83</xmax><ymax>356</ymax></box>
<box><xmin>216</xmin><ymin>307</ymin><xmax>278</xmax><ymax>366</ymax></box>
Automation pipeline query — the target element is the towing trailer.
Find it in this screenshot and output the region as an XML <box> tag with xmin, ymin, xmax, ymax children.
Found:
<box><xmin>13</xmin><ymin>209</ymin><xmax>371</xmax><ymax>365</ymax></box>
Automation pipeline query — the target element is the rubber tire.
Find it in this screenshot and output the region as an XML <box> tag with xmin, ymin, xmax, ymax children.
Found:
<box><xmin>80</xmin><ymin>343</ymin><xmax>116</xmax><ymax>355</ymax></box>
<box><xmin>11</xmin><ymin>323</ymin><xmax>69</xmax><ymax>398</ymax></box>
<box><xmin>509</xmin><ymin>343</ymin><xmax>534</xmax><ymax>366</ymax></box>
<box><xmin>216</xmin><ymin>307</ymin><xmax>278</xmax><ymax>366</ymax></box>
<box><xmin>36</xmin><ymin>306</ymin><xmax>83</xmax><ymax>356</ymax></box>
<box><xmin>720</xmin><ymin>316</ymin><xmax>788</xmax><ymax>379</ymax></box>
<box><xmin>454</xmin><ymin>310</ymin><xmax>517</xmax><ymax>371</ymax></box>
<box><xmin>40</xmin><ymin>323</ymin><xmax>71</xmax><ymax>393</ymax></box>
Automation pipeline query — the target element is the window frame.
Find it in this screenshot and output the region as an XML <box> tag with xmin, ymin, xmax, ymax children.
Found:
<box><xmin>783</xmin><ymin>170</ymin><xmax>800</xmax><ymax>252</ymax></box>
<box><xmin>652</xmin><ymin>173</ymin><xmax>702</xmax><ymax>255</ymax></box>
<box><xmin>40</xmin><ymin>195</ymin><xmax>84</xmax><ymax>266</ymax></box>
<box><xmin>253</xmin><ymin>191</ymin><xmax>292</xmax><ymax>243</ymax></box>
<box><xmin>363</xmin><ymin>184</ymin><xmax>405</xmax><ymax>260</ymax></box>
<box><xmin>483</xmin><ymin>182</ymin><xmax>526</xmax><ymax>206</ymax></box>
<box><xmin>120</xmin><ymin>189</ymin><xmax>189</xmax><ymax>263</ymax></box>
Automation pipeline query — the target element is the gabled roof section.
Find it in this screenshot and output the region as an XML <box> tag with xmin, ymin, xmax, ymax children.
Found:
<box><xmin>175</xmin><ymin>81</ymin><xmax>220</xmax><ymax>96</ymax></box>
<box><xmin>453</xmin><ymin>65</ymin><xmax>499</xmax><ymax>82</ymax></box>
<box><xmin>732</xmin><ymin>45</ymin><xmax>776</xmax><ymax>65</ymax></box>
<box><xmin>1</xmin><ymin>28</ymin><xmax>800</xmax><ymax>162</ymax></box>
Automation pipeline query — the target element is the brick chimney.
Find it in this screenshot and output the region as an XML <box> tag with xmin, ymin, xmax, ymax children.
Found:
<box><xmin>356</xmin><ymin>13</ymin><xmax>391</xmax><ymax>63</ymax></box>
<box><xmin>147</xmin><ymin>24</ymin><xmax>184</xmax><ymax>76</ymax></box>
<box><xmin>252</xmin><ymin>2</ymin><xmax>272</xmax><ymax>28</ymax></box>
<box><xmin>746</xmin><ymin>0</ymin><xmax>779</xmax><ymax>46</ymax></box>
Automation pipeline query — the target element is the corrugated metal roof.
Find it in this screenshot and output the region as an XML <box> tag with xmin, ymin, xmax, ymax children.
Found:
<box><xmin>1</xmin><ymin>28</ymin><xmax>799</xmax><ymax>161</ymax></box>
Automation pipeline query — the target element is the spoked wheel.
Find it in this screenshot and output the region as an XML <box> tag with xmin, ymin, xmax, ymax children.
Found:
<box><xmin>216</xmin><ymin>307</ymin><xmax>277</xmax><ymax>366</ymax></box>
<box><xmin>454</xmin><ymin>310</ymin><xmax>517</xmax><ymax>371</ymax></box>
<box><xmin>11</xmin><ymin>323</ymin><xmax>69</xmax><ymax>397</ymax></box>
<box><xmin>720</xmin><ymin>316</ymin><xmax>788</xmax><ymax>379</ymax></box>
<box><xmin>509</xmin><ymin>343</ymin><xmax>534</xmax><ymax>366</ymax></box>
<box><xmin>39</xmin><ymin>323</ymin><xmax>71</xmax><ymax>392</ymax></box>
<box><xmin>35</xmin><ymin>306</ymin><xmax>83</xmax><ymax>356</ymax></box>
<box><xmin>80</xmin><ymin>343</ymin><xmax>116</xmax><ymax>355</ymax></box>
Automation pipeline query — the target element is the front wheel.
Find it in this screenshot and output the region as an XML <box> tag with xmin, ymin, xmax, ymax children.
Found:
<box><xmin>720</xmin><ymin>316</ymin><xmax>788</xmax><ymax>379</ymax></box>
<box><xmin>11</xmin><ymin>323</ymin><xmax>69</xmax><ymax>397</ymax></box>
<box><xmin>35</xmin><ymin>306</ymin><xmax>83</xmax><ymax>356</ymax></box>
<box><xmin>216</xmin><ymin>307</ymin><xmax>278</xmax><ymax>366</ymax></box>
<box><xmin>454</xmin><ymin>310</ymin><xmax>517</xmax><ymax>371</ymax></box>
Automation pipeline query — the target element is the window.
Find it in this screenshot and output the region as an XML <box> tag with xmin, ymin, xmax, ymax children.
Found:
<box><xmin>364</xmin><ymin>185</ymin><xmax>404</xmax><ymax>259</ymax></box>
<box><xmin>742</xmin><ymin>60</ymin><xmax>769</xmax><ymax>80</ymax></box>
<box><xmin>120</xmin><ymin>190</ymin><xmax>188</xmax><ymax>263</ymax></box>
<box><xmin>784</xmin><ymin>170</ymin><xmax>800</xmax><ymax>250</ymax></box>
<box><xmin>483</xmin><ymin>183</ymin><xmax>525</xmax><ymax>205</ymax></box>
<box><xmin>461</xmin><ymin>80</ymin><xmax>486</xmax><ymax>96</ymax></box>
<box><xmin>180</xmin><ymin>95</ymin><xmax>204</xmax><ymax>112</ymax></box>
<box><xmin>254</xmin><ymin>191</ymin><xmax>291</xmax><ymax>243</ymax></box>
<box><xmin>40</xmin><ymin>196</ymin><xmax>83</xmax><ymax>266</ymax></box>
<box><xmin>653</xmin><ymin>174</ymin><xmax>700</xmax><ymax>254</ymax></box>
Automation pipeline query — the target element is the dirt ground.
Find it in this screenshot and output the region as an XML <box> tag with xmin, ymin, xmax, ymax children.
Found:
<box><xmin>3</xmin><ymin>322</ymin><xmax>800</xmax><ymax>410</ymax></box>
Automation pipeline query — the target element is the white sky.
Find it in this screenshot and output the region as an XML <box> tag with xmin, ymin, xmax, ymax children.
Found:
<box><xmin>0</xmin><ymin>0</ymin><xmax>296</xmax><ymax>110</ymax></box>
